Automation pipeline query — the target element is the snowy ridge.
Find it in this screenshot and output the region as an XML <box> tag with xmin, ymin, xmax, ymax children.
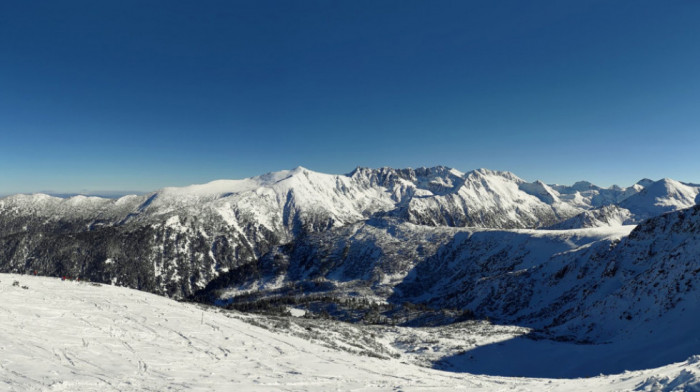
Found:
<box><xmin>549</xmin><ymin>180</ymin><xmax>643</xmax><ymax>208</ymax></box>
<box><xmin>1</xmin><ymin>166</ymin><xmax>691</xmax><ymax>233</ymax></box>
<box><xmin>620</xmin><ymin>178</ymin><xmax>700</xmax><ymax>218</ymax></box>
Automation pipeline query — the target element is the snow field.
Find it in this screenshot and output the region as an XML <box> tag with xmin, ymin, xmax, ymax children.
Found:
<box><xmin>3</xmin><ymin>274</ymin><xmax>700</xmax><ymax>391</ymax></box>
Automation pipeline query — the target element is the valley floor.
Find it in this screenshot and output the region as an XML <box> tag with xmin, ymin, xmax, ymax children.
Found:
<box><xmin>1</xmin><ymin>274</ymin><xmax>699</xmax><ymax>391</ymax></box>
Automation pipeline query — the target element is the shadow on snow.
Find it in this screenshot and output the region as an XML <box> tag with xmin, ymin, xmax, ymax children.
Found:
<box><xmin>434</xmin><ymin>331</ymin><xmax>700</xmax><ymax>379</ymax></box>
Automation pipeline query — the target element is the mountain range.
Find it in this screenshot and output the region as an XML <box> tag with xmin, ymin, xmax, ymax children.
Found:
<box><xmin>2</xmin><ymin>165</ymin><xmax>700</xmax><ymax>373</ymax></box>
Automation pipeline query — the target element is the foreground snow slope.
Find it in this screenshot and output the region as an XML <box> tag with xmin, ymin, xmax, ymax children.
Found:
<box><xmin>2</xmin><ymin>274</ymin><xmax>700</xmax><ymax>391</ymax></box>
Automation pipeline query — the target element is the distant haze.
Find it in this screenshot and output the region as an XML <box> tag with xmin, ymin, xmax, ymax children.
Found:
<box><xmin>0</xmin><ymin>191</ymin><xmax>145</xmax><ymax>199</ymax></box>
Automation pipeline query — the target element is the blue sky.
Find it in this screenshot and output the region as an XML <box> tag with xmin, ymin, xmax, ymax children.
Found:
<box><xmin>1</xmin><ymin>0</ymin><xmax>699</xmax><ymax>194</ymax></box>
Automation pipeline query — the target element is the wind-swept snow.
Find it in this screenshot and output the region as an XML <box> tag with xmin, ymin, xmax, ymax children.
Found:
<box><xmin>3</xmin><ymin>274</ymin><xmax>700</xmax><ymax>391</ymax></box>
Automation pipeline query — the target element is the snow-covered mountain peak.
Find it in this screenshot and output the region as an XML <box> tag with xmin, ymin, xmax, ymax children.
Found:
<box><xmin>65</xmin><ymin>194</ymin><xmax>106</xmax><ymax>203</ymax></box>
<box><xmin>657</xmin><ymin>177</ymin><xmax>693</xmax><ymax>192</ymax></box>
<box><xmin>570</xmin><ymin>180</ymin><xmax>599</xmax><ymax>191</ymax></box>
<box><xmin>0</xmin><ymin>192</ymin><xmax>139</xmax><ymax>221</ymax></box>
<box><xmin>518</xmin><ymin>180</ymin><xmax>560</xmax><ymax>204</ymax></box>
<box><xmin>0</xmin><ymin>192</ymin><xmax>58</xmax><ymax>205</ymax></box>
<box><xmin>620</xmin><ymin>178</ymin><xmax>699</xmax><ymax>217</ymax></box>
<box><xmin>1</xmin><ymin>166</ymin><xmax>696</xmax><ymax>235</ymax></box>
<box><xmin>154</xmin><ymin>167</ymin><xmax>331</xmax><ymax>200</ymax></box>
<box><xmin>636</xmin><ymin>178</ymin><xmax>656</xmax><ymax>187</ymax></box>
<box><xmin>467</xmin><ymin>168</ymin><xmax>523</xmax><ymax>183</ymax></box>
<box><xmin>348</xmin><ymin>166</ymin><xmax>463</xmax><ymax>194</ymax></box>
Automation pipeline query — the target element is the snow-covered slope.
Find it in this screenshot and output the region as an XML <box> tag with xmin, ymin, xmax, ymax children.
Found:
<box><xmin>557</xmin><ymin>204</ymin><xmax>700</xmax><ymax>340</ymax></box>
<box><xmin>550</xmin><ymin>181</ymin><xmax>644</xmax><ymax>209</ymax></box>
<box><xmin>392</xmin><ymin>225</ymin><xmax>637</xmax><ymax>315</ymax></box>
<box><xmin>546</xmin><ymin>205</ymin><xmax>635</xmax><ymax>229</ymax></box>
<box><xmin>390</xmin><ymin>205</ymin><xmax>700</xmax><ymax>373</ymax></box>
<box><xmin>620</xmin><ymin>178</ymin><xmax>700</xmax><ymax>218</ymax></box>
<box><xmin>3</xmin><ymin>273</ymin><xmax>700</xmax><ymax>391</ymax></box>
<box><xmin>547</xmin><ymin>178</ymin><xmax>700</xmax><ymax>229</ymax></box>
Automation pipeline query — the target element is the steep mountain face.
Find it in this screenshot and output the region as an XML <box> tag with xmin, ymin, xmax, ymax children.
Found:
<box><xmin>391</xmin><ymin>225</ymin><xmax>635</xmax><ymax>323</ymax></box>
<box><xmin>391</xmin><ymin>169</ymin><xmax>581</xmax><ymax>228</ymax></box>
<box><xmin>199</xmin><ymin>218</ymin><xmax>466</xmax><ymax>304</ymax></box>
<box><xmin>347</xmin><ymin>166</ymin><xmax>587</xmax><ymax>228</ymax></box>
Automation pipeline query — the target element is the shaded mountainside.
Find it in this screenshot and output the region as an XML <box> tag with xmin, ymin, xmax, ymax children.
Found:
<box><xmin>396</xmin><ymin>205</ymin><xmax>700</xmax><ymax>343</ymax></box>
<box><xmin>429</xmin><ymin>205</ymin><xmax>700</xmax><ymax>378</ymax></box>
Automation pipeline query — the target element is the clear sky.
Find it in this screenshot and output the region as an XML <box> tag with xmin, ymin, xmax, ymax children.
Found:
<box><xmin>1</xmin><ymin>0</ymin><xmax>699</xmax><ymax>194</ymax></box>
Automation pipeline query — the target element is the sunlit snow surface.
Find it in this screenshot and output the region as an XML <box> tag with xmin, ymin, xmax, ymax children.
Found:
<box><xmin>3</xmin><ymin>274</ymin><xmax>700</xmax><ymax>391</ymax></box>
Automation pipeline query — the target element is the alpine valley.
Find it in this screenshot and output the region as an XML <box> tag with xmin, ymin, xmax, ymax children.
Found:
<box><xmin>3</xmin><ymin>166</ymin><xmax>700</xmax><ymax>390</ymax></box>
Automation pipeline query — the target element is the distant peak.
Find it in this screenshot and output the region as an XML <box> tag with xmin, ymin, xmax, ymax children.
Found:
<box><xmin>518</xmin><ymin>180</ymin><xmax>559</xmax><ymax>204</ymax></box>
<box><xmin>349</xmin><ymin>165</ymin><xmax>457</xmax><ymax>178</ymax></box>
<box><xmin>473</xmin><ymin>168</ymin><xmax>495</xmax><ymax>175</ymax></box>
<box><xmin>3</xmin><ymin>193</ymin><xmax>58</xmax><ymax>201</ymax></box>
<box><xmin>468</xmin><ymin>168</ymin><xmax>522</xmax><ymax>182</ymax></box>
<box><xmin>290</xmin><ymin>165</ymin><xmax>311</xmax><ymax>174</ymax></box>
<box><xmin>571</xmin><ymin>181</ymin><xmax>598</xmax><ymax>191</ymax></box>
<box><xmin>636</xmin><ymin>178</ymin><xmax>655</xmax><ymax>187</ymax></box>
<box><xmin>644</xmin><ymin>178</ymin><xmax>681</xmax><ymax>190</ymax></box>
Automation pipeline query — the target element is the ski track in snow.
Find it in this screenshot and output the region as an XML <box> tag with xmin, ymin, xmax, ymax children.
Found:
<box><xmin>2</xmin><ymin>274</ymin><xmax>700</xmax><ymax>391</ymax></box>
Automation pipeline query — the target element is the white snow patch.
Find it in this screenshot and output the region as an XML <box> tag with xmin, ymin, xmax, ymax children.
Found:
<box><xmin>288</xmin><ymin>307</ymin><xmax>307</xmax><ymax>317</ymax></box>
